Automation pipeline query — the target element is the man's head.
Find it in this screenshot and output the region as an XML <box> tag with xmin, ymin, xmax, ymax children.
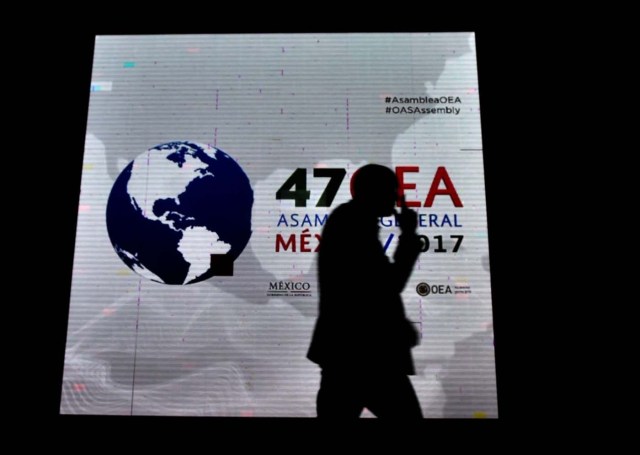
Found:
<box><xmin>351</xmin><ymin>164</ymin><xmax>397</xmax><ymax>217</ymax></box>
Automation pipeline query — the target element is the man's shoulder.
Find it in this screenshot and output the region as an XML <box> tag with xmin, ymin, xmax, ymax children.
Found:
<box><xmin>330</xmin><ymin>201</ymin><xmax>354</xmax><ymax>216</ymax></box>
<box><xmin>326</xmin><ymin>201</ymin><xmax>360</xmax><ymax>226</ymax></box>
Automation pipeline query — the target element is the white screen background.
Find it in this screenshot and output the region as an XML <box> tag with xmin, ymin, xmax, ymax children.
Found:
<box><xmin>61</xmin><ymin>32</ymin><xmax>497</xmax><ymax>417</ymax></box>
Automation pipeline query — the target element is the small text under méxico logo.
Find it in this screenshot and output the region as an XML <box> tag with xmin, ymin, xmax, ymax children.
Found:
<box><xmin>267</xmin><ymin>281</ymin><xmax>312</xmax><ymax>297</ymax></box>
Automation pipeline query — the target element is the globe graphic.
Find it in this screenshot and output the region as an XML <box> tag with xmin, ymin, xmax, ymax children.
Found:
<box><xmin>106</xmin><ymin>141</ymin><xmax>253</xmax><ymax>284</ymax></box>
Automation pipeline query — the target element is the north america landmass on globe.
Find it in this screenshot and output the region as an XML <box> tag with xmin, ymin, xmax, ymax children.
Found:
<box><xmin>106</xmin><ymin>141</ymin><xmax>254</xmax><ymax>285</ymax></box>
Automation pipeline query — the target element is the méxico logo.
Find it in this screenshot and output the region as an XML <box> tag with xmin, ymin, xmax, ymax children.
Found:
<box><xmin>106</xmin><ymin>141</ymin><xmax>254</xmax><ymax>284</ymax></box>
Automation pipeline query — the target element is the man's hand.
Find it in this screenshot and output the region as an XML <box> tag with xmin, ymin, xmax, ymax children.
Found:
<box><xmin>396</xmin><ymin>195</ymin><xmax>418</xmax><ymax>234</ymax></box>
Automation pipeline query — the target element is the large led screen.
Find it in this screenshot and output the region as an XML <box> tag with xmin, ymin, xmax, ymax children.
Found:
<box><xmin>61</xmin><ymin>32</ymin><xmax>497</xmax><ymax>417</ymax></box>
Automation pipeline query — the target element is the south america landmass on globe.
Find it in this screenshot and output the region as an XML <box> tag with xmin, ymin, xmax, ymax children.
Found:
<box><xmin>106</xmin><ymin>141</ymin><xmax>254</xmax><ymax>285</ymax></box>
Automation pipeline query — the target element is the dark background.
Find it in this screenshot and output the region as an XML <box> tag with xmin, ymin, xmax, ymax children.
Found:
<box><xmin>32</xmin><ymin>21</ymin><xmax>534</xmax><ymax>431</ymax></box>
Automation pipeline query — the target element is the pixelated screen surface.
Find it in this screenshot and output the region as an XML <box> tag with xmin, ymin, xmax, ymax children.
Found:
<box><xmin>61</xmin><ymin>33</ymin><xmax>497</xmax><ymax>417</ymax></box>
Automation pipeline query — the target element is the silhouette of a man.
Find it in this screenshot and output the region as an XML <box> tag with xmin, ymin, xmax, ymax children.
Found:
<box><xmin>307</xmin><ymin>164</ymin><xmax>423</xmax><ymax>418</ymax></box>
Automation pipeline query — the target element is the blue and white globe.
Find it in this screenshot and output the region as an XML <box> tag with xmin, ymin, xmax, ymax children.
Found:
<box><xmin>106</xmin><ymin>141</ymin><xmax>253</xmax><ymax>284</ymax></box>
